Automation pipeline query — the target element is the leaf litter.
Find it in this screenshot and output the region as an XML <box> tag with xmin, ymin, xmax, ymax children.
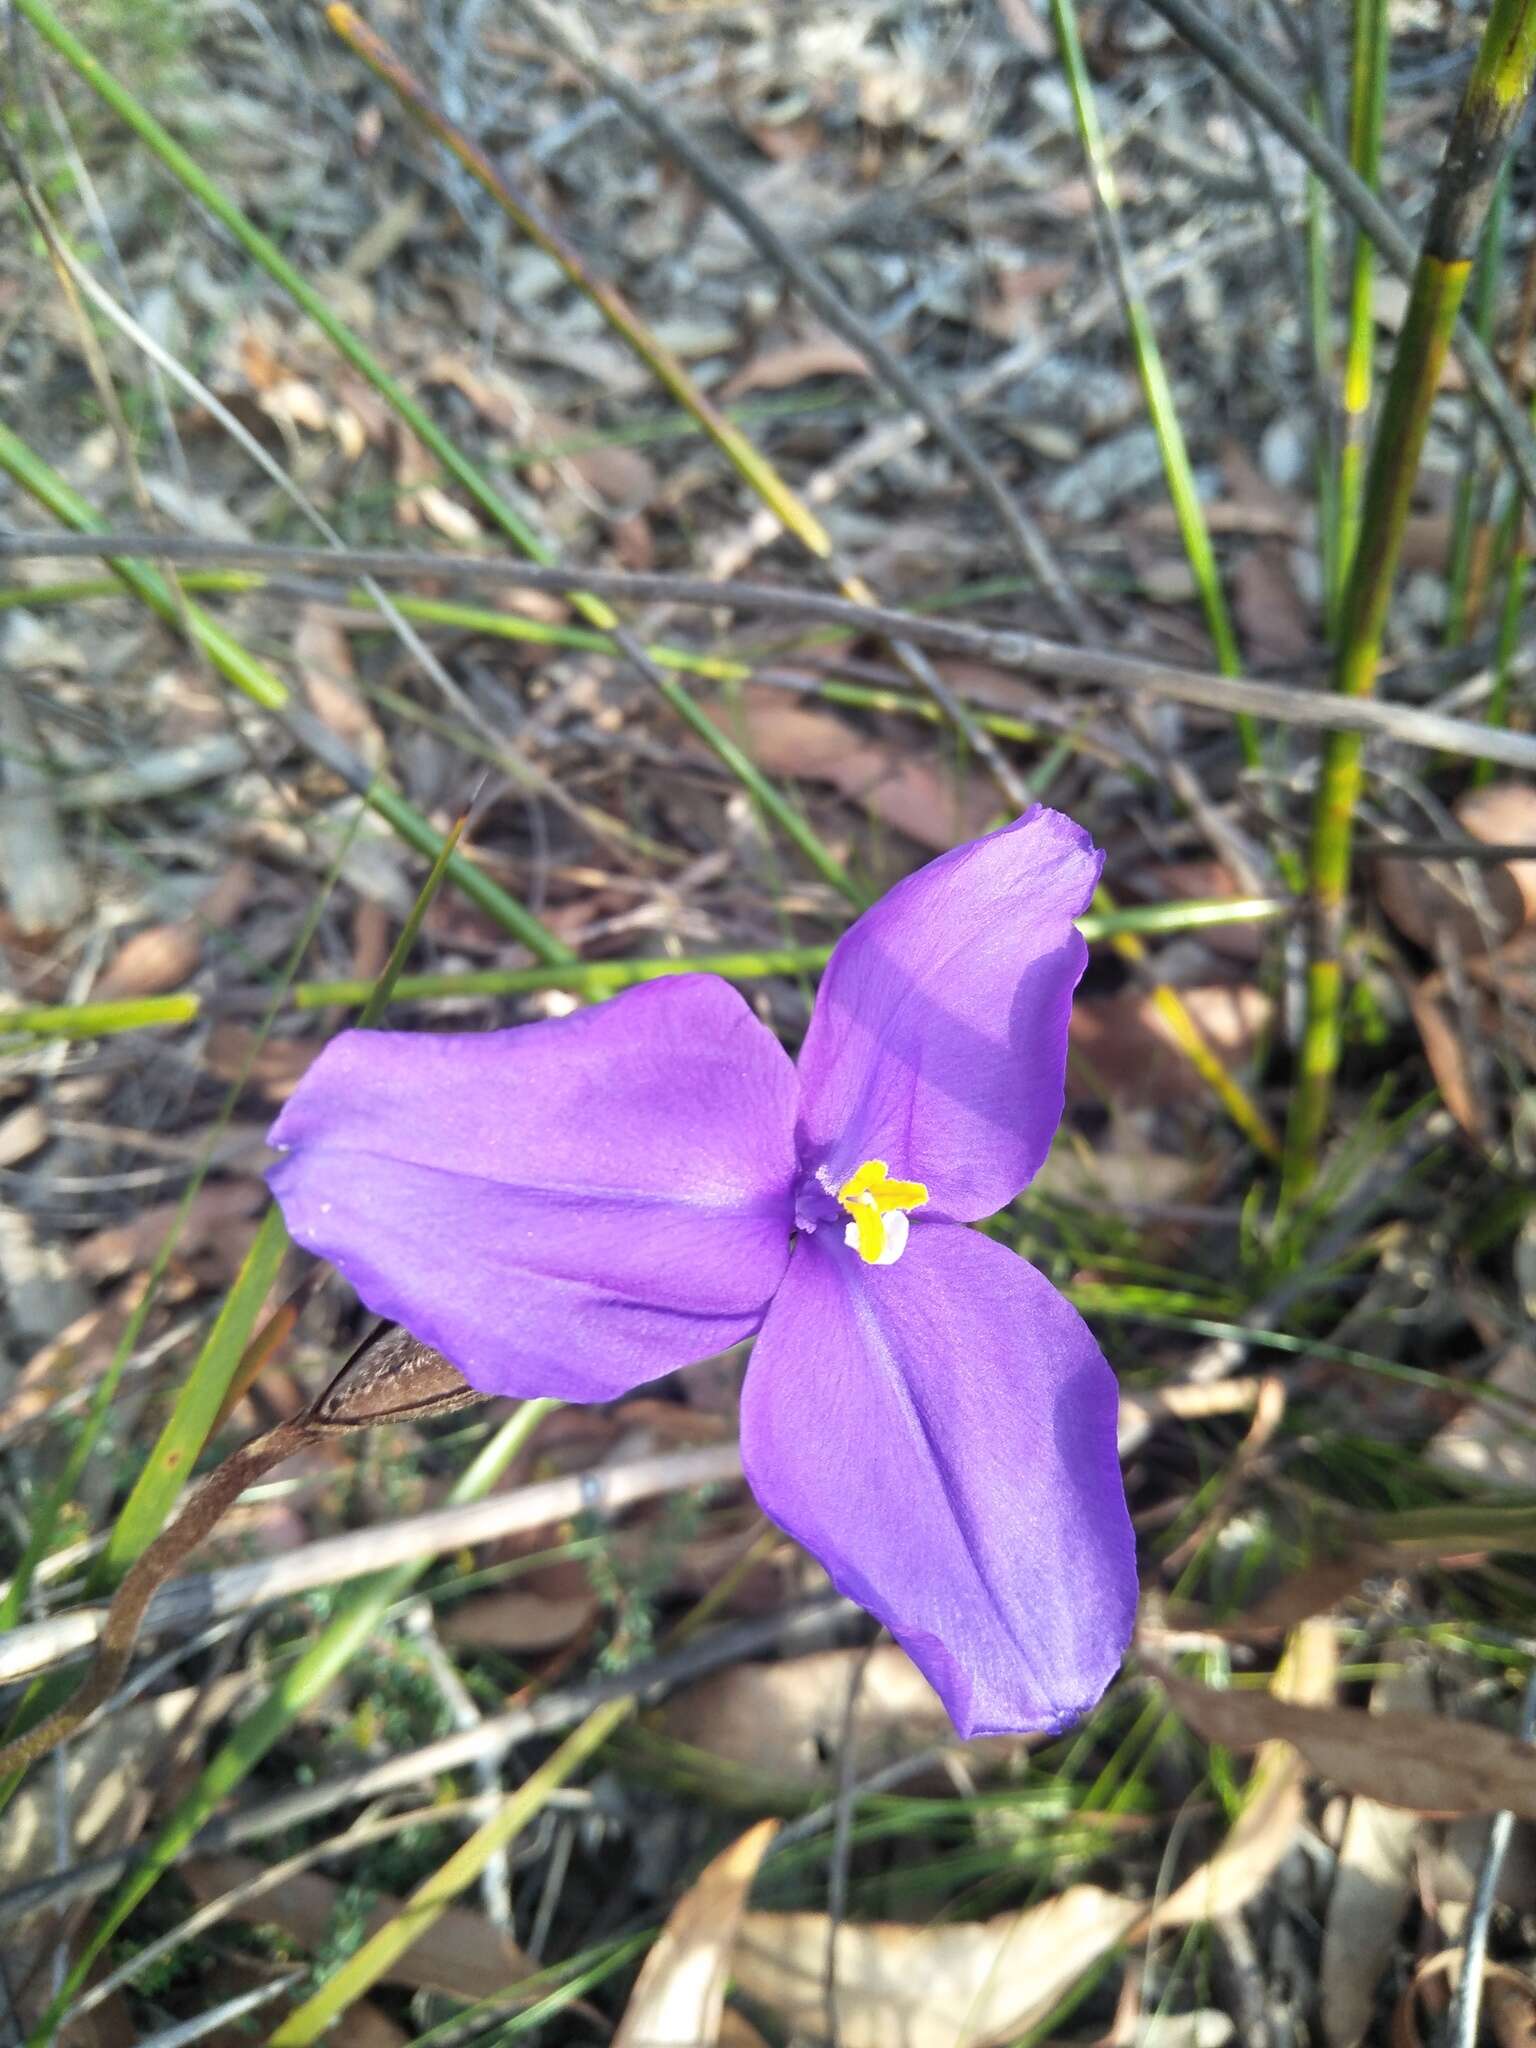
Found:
<box><xmin>1</xmin><ymin>1</ymin><xmax>1535</xmax><ymax>2042</ymax></box>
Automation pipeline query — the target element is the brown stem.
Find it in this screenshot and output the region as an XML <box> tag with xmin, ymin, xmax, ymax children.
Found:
<box><xmin>0</xmin><ymin>1326</ymin><xmax>479</xmax><ymax>1780</ymax></box>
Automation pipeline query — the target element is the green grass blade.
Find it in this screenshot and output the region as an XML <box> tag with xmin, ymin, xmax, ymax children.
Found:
<box><xmin>266</xmin><ymin>1699</ymin><xmax>632</xmax><ymax>2045</ymax></box>
<box><xmin>96</xmin><ymin>1208</ymin><xmax>290</xmax><ymax>1583</ymax></box>
<box><xmin>0</xmin><ymin>900</ymin><xmax>1291</xmax><ymax>1037</ymax></box>
<box><xmin>1049</xmin><ymin>0</ymin><xmax>1255</xmax><ymax>764</ymax></box>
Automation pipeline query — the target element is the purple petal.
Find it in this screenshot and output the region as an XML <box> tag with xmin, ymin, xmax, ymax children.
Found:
<box><xmin>740</xmin><ymin>1220</ymin><xmax>1135</xmax><ymax>1737</ymax></box>
<box><xmin>267</xmin><ymin>975</ymin><xmax>798</xmax><ymax>1401</ymax></box>
<box><xmin>793</xmin><ymin>806</ymin><xmax>1101</xmax><ymax>1222</ymax></box>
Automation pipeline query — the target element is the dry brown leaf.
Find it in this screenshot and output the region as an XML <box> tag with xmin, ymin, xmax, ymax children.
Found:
<box><xmin>732</xmin><ymin>1625</ymin><xmax>1331</xmax><ymax>2048</ymax></box>
<box><xmin>94</xmin><ymin>921</ymin><xmax>203</xmax><ymax>1000</ymax></box>
<box><xmin>1161</xmin><ymin>1671</ymin><xmax>1536</xmax><ymax>1817</ymax></box>
<box><xmin>614</xmin><ymin>1820</ymin><xmax>779</xmax><ymax>2048</ymax></box>
<box><xmin>1427</xmin><ymin>1343</ymin><xmax>1536</xmax><ymax>1492</ymax></box>
<box><xmin>183</xmin><ymin>1857</ymin><xmax>538</xmax><ymax>2002</ymax></box>
<box><xmin>659</xmin><ymin>1644</ymin><xmax>957</xmax><ymax>1783</ymax></box>
<box><xmin>1376</xmin><ymin>779</ymin><xmax>1536</xmax><ymax>957</ymax></box>
<box><xmin>95</xmin><ymin>864</ymin><xmax>256</xmax><ymax>1000</ymax></box>
<box><xmin>1233</xmin><ymin>544</ymin><xmax>1312</xmax><ymax>664</ymax></box>
<box><xmin>1236</xmin><ymin>1546</ymin><xmax>1399</xmax><ymax>1634</ymax></box>
<box><xmin>1459</xmin><ymin>781</ymin><xmax>1536</xmax><ymax>928</ymax></box>
<box><xmin>0</xmin><ymin>1101</ymin><xmax>48</xmax><ymax>1167</ymax></box>
<box><xmin>74</xmin><ymin>1179</ymin><xmax>266</xmax><ymax>1279</ymax></box>
<box><xmin>1155</xmin><ymin>1616</ymin><xmax>1336</xmax><ymax>1928</ymax></box>
<box><xmin>738</xmin><ymin>690</ymin><xmax>993</xmax><ymax>852</ymax></box>
<box><xmin>718</xmin><ymin>336</ymin><xmax>871</xmax><ymax>400</ymax></box>
<box><xmin>204</xmin><ymin>1023</ymin><xmax>322</xmax><ymax>1101</ymax></box>
<box><xmin>439</xmin><ymin>1588</ymin><xmax>596</xmax><ymax>1654</ymax></box>
<box><xmin>1069</xmin><ymin>985</ymin><xmax>1271</xmax><ymax>1107</ymax></box>
<box><xmin>735</xmin><ymin>1885</ymin><xmax>1144</xmax><ymax>2048</ymax></box>
<box><xmin>1408</xmin><ymin>974</ymin><xmax>1491</xmax><ymax>1143</ymax></box>
<box><xmin>1320</xmin><ymin>1656</ymin><xmax>1435</xmax><ymax>2048</ymax></box>
<box><xmin>295</xmin><ymin>607</ymin><xmax>387</xmax><ymax>765</ymax></box>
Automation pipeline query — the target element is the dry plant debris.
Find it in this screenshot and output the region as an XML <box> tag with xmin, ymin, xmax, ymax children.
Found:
<box><xmin>1</xmin><ymin>1</ymin><xmax>1536</xmax><ymax>2043</ymax></box>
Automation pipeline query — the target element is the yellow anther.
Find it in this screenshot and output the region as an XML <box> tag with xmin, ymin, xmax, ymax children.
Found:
<box><xmin>847</xmin><ymin>1201</ymin><xmax>886</xmax><ymax>1265</ymax></box>
<box><xmin>836</xmin><ymin>1158</ymin><xmax>929</xmax><ymax>1266</ymax></box>
<box><xmin>838</xmin><ymin>1158</ymin><xmax>889</xmax><ymax>1202</ymax></box>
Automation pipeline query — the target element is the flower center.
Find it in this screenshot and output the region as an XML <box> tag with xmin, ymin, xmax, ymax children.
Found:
<box><xmin>837</xmin><ymin>1158</ymin><xmax>929</xmax><ymax>1267</ymax></box>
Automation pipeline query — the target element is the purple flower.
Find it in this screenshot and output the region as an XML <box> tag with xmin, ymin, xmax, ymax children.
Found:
<box><xmin>266</xmin><ymin>806</ymin><xmax>1136</xmax><ymax>1736</ymax></box>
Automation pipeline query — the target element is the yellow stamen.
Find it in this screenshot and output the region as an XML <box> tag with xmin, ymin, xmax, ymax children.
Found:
<box><xmin>836</xmin><ymin>1157</ymin><xmax>929</xmax><ymax>1265</ymax></box>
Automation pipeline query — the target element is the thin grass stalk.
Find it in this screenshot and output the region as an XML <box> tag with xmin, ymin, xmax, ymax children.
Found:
<box><xmin>27</xmin><ymin>1398</ymin><xmax>558</xmax><ymax>2044</ymax></box>
<box><xmin>0</xmin><ymin>573</ymin><xmax>1061</xmax><ymax>748</ymax></box>
<box><xmin>12</xmin><ymin>0</ymin><xmax>857</xmax><ymax>905</ymax></box>
<box><xmin>265</xmin><ymin>1699</ymin><xmax>632</xmax><ymax>2046</ymax></box>
<box><xmin>1445</xmin><ymin>159</ymin><xmax>1510</xmax><ymax>643</ymax></box>
<box><xmin>0</xmin><ymin>901</ymin><xmax>1292</xmax><ymax>1039</ymax></box>
<box><xmin>1284</xmin><ymin>0</ymin><xmax>1536</xmax><ymax>1201</ymax></box>
<box><xmin>322</xmin><ymin>2</ymin><xmax>1030</xmax><ymax>819</ymax></box>
<box><xmin>93</xmin><ymin>820</ymin><xmax>467</xmax><ymax>1586</ymax></box>
<box><xmin>1337</xmin><ymin>0</ymin><xmax>1389</xmax><ymax>599</ymax></box>
<box><xmin>1048</xmin><ymin>0</ymin><xmax>1255</xmax><ymax>764</ymax></box>
<box><xmin>11</xmin><ymin>534</ymin><xmax>1536</xmax><ymax>770</ymax></box>
<box><xmin>0</xmin><ymin>420</ymin><xmax>570</xmax><ymax>963</ymax></box>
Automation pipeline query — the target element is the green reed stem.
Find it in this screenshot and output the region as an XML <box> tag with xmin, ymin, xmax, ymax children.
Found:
<box><xmin>1284</xmin><ymin>0</ymin><xmax>1536</xmax><ymax>1202</ymax></box>
<box><xmin>1337</xmin><ymin>0</ymin><xmax>1389</xmax><ymax>602</ymax></box>
<box><xmin>0</xmin><ymin>900</ymin><xmax>1291</xmax><ymax>1040</ymax></box>
<box><xmin>1050</xmin><ymin>0</ymin><xmax>1254</xmax><ymax>764</ymax></box>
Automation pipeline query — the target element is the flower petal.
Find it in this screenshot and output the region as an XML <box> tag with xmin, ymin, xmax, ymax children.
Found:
<box><xmin>741</xmin><ymin>1220</ymin><xmax>1135</xmax><ymax>1737</ymax></box>
<box><xmin>267</xmin><ymin>975</ymin><xmax>798</xmax><ymax>1401</ymax></box>
<box><xmin>794</xmin><ymin>806</ymin><xmax>1101</xmax><ymax>1221</ymax></box>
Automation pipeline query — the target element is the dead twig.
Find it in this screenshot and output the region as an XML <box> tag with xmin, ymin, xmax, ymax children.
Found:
<box><xmin>6</xmin><ymin>533</ymin><xmax>1535</xmax><ymax>768</ymax></box>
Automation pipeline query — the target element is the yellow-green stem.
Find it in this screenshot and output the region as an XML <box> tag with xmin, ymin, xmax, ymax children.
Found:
<box><xmin>1337</xmin><ymin>0</ymin><xmax>1389</xmax><ymax>600</ymax></box>
<box><xmin>1285</xmin><ymin>0</ymin><xmax>1536</xmax><ymax>1200</ymax></box>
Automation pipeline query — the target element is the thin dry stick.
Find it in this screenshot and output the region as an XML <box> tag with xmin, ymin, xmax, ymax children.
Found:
<box><xmin>0</xmin><ymin>1438</ymin><xmax>746</xmax><ymax>1690</ymax></box>
<box><xmin>7</xmin><ymin>532</ymin><xmax>1536</xmax><ymax>768</ymax></box>
<box><xmin>0</xmin><ymin>1601</ymin><xmax>853</xmax><ymax>1931</ymax></box>
<box><xmin>0</xmin><ymin>1327</ymin><xmax>482</xmax><ymax>1779</ymax></box>
<box><xmin>1446</xmin><ymin>1668</ymin><xmax>1536</xmax><ymax>2048</ymax></box>
<box><xmin>502</xmin><ymin>0</ymin><xmax>1092</xmax><ymax>641</ymax></box>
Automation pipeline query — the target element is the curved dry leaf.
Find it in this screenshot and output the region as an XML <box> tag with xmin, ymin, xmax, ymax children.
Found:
<box><xmin>719</xmin><ymin>337</ymin><xmax>871</xmax><ymax>399</ymax></box>
<box><xmin>731</xmin><ymin>1625</ymin><xmax>1332</xmax><ymax>2048</ymax></box>
<box><xmin>1154</xmin><ymin>1615</ymin><xmax>1336</xmax><ymax>1929</ymax></box>
<box><xmin>1376</xmin><ymin>780</ymin><xmax>1536</xmax><ymax>957</ymax></box>
<box><xmin>659</xmin><ymin>1645</ymin><xmax>958</xmax><ymax>1784</ymax></box>
<box><xmin>1319</xmin><ymin>1656</ymin><xmax>1434</xmax><ymax>2048</ymax></box>
<box><xmin>738</xmin><ymin>690</ymin><xmax>993</xmax><ymax>852</ymax></box>
<box><xmin>1427</xmin><ymin>1344</ymin><xmax>1536</xmax><ymax>1493</ymax></box>
<box><xmin>440</xmin><ymin>1588</ymin><xmax>596</xmax><ymax>1654</ymax></box>
<box><xmin>1161</xmin><ymin>1673</ymin><xmax>1536</xmax><ymax>1818</ymax></box>
<box><xmin>1069</xmin><ymin>985</ymin><xmax>1271</xmax><ymax>1108</ymax></box>
<box><xmin>614</xmin><ymin>1820</ymin><xmax>779</xmax><ymax>2048</ymax></box>
<box><xmin>183</xmin><ymin>1856</ymin><xmax>536</xmax><ymax>2002</ymax></box>
<box><xmin>734</xmin><ymin>1885</ymin><xmax>1144</xmax><ymax>2048</ymax></box>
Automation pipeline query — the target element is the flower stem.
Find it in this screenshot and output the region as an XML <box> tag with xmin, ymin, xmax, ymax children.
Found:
<box><xmin>1283</xmin><ymin>0</ymin><xmax>1536</xmax><ymax>1204</ymax></box>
